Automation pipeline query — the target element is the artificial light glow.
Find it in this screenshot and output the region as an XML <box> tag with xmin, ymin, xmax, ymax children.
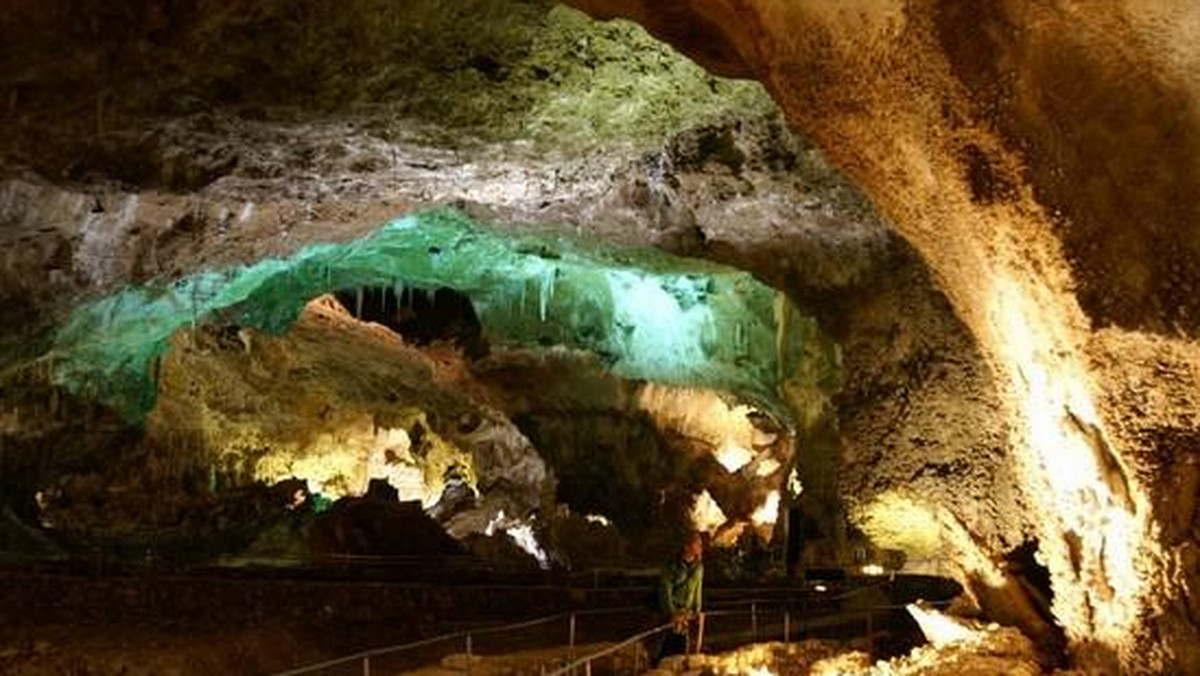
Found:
<box><xmin>754</xmin><ymin>458</ymin><xmax>781</xmax><ymax>477</ymax></box>
<box><xmin>506</xmin><ymin>522</ymin><xmax>550</xmax><ymax>569</ymax></box>
<box><xmin>712</xmin><ymin>521</ymin><xmax>747</xmax><ymax>547</ymax></box>
<box><xmin>366</xmin><ymin>426</ymin><xmax>433</xmax><ymax>504</ymax></box>
<box><xmin>484</xmin><ymin>510</ymin><xmax>549</xmax><ymax>569</ymax></box>
<box><xmin>906</xmin><ymin>603</ymin><xmax>982</xmax><ymax>646</ymax></box>
<box><xmin>584</xmin><ymin>513</ymin><xmax>612</xmax><ymax>527</ymax></box>
<box><xmin>813</xmin><ymin>583</ymin><xmax>828</xmax><ymax>593</ymax></box>
<box><xmin>698</xmin><ymin>645</ymin><xmax>784</xmax><ymax>676</ymax></box>
<box><xmin>988</xmin><ymin>275</ymin><xmax>1146</xmax><ymax>640</ymax></box>
<box><xmin>715</xmin><ymin>443</ymin><xmax>754</xmax><ymax>473</ymax></box>
<box><xmin>787</xmin><ymin>468</ymin><xmax>803</xmax><ymax>497</ymax></box>
<box><xmin>485</xmin><ymin>510</ymin><xmax>505</xmax><ymax>537</ymax></box>
<box><xmin>251</xmin><ymin>403</ymin><xmax>476</xmax><ymax>506</ymax></box>
<box><xmin>56</xmin><ymin>209</ymin><xmax>811</xmax><ymax>424</ymax></box>
<box><xmin>861</xmin><ymin>564</ymin><xmax>885</xmax><ymax>576</ymax></box>
<box><xmin>853</xmin><ymin>492</ymin><xmax>1007</xmax><ymax>588</ymax></box>
<box><xmin>638</xmin><ymin>385</ymin><xmax>776</xmax><ymax>462</ymax></box>
<box><xmin>853</xmin><ymin>492</ymin><xmax>943</xmax><ymax>560</ymax></box>
<box><xmin>751</xmin><ymin>491</ymin><xmax>780</xmax><ymax>526</ymax></box>
<box><xmin>690</xmin><ymin>489</ymin><xmax>728</xmax><ymax>533</ymax></box>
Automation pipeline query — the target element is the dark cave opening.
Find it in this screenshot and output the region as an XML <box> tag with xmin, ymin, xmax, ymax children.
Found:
<box><xmin>1006</xmin><ymin>539</ymin><xmax>1056</xmax><ymax>619</ymax></box>
<box><xmin>512</xmin><ymin>408</ymin><xmax>695</xmax><ymax>536</ymax></box>
<box><xmin>332</xmin><ymin>285</ymin><xmax>488</xmax><ymax>358</ymax></box>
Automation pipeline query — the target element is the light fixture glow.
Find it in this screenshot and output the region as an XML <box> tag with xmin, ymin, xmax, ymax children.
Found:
<box><xmin>906</xmin><ymin>603</ymin><xmax>982</xmax><ymax>646</ymax></box>
<box><xmin>485</xmin><ymin>509</ymin><xmax>549</xmax><ymax>569</ymax></box>
<box><xmin>506</xmin><ymin>522</ymin><xmax>550</xmax><ymax>569</ymax></box>
<box><xmin>715</xmin><ymin>443</ymin><xmax>754</xmax><ymax>473</ymax></box>
<box><xmin>787</xmin><ymin>468</ymin><xmax>803</xmax><ymax>497</ymax></box>
<box><xmin>754</xmin><ymin>458</ymin><xmax>781</xmax><ymax>477</ymax></box>
<box><xmin>690</xmin><ymin>489</ymin><xmax>728</xmax><ymax>533</ymax></box>
<box><xmin>751</xmin><ymin>490</ymin><xmax>780</xmax><ymax>526</ymax></box>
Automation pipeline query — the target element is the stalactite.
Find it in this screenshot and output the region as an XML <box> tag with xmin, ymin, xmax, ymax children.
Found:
<box><xmin>392</xmin><ymin>277</ymin><xmax>405</xmax><ymax>323</ymax></box>
<box><xmin>538</xmin><ymin>266</ymin><xmax>557</xmax><ymax>322</ymax></box>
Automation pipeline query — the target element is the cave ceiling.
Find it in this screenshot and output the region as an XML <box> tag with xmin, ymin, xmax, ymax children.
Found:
<box><xmin>7</xmin><ymin>0</ymin><xmax>1200</xmax><ymax>672</ymax></box>
<box><xmin>51</xmin><ymin>207</ymin><xmax>818</xmax><ymax>423</ymax></box>
<box><xmin>1</xmin><ymin>0</ymin><xmax>870</xmax><ymax>579</ymax></box>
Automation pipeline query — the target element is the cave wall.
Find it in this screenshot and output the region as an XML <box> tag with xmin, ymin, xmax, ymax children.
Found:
<box><xmin>0</xmin><ymin>0</ymin><xmax>1125</xmax><ymax>668</ymax></box>
<box><xmin>564</xmin><ymin>0</ymin><xmax>1200</xmax><ymax>672</ymax></box>
<box><xmin>830</xmin><ymin>241</ymin><xmax>1024</xmax><ymax>565</ymax></box>
<box><xmin>1</xmin><ymin>0</ymin><xmax>885</xmax><ymax>564</ymax></box>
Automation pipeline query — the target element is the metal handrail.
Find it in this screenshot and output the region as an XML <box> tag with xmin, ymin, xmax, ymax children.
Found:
<box><xmin>549</xmin><ymin>588</ymin><xmax>956</xmax><ymax>676</ymax></box>
<box><xmin>273</xmin><ymin>580</ymin><xmax>925</xmax><ymax>676</ymax></box>
<box><xmin>271</xmin><ymin>604</ymin><xmax>647</xmax><ymax>676</ymax></box>
<box><xmin>544</xmin><ymin>622</ymin><xmax>674</xmax><ymax>676</ymax></box>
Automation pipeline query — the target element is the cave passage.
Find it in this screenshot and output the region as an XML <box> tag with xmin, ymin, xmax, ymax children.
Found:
<box><xmin>332</xmin><ymin>285</ymin><xmax>489</xmax><ymax>358</ymax></box>
<box><xmin>24</xmin><ymin>206</ymin><xmax>840</xmax><ymax>582</ymax></box>
<box><xmin>49</xmin><ymin>208</ymin><xmax>823</xmax><ymax>424</ymax></box>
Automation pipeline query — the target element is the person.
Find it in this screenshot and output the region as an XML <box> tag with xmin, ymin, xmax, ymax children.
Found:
<box><xmin>656</xmin><ymin>532</ymin><xmax>704</xmax><ymax>663</ymax></box>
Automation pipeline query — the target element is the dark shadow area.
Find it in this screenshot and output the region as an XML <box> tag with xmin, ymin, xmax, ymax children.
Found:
<box><xmin>334</xmin><ymin>285</ymin><xmax>488</xmax><ymax>358</ymax></box>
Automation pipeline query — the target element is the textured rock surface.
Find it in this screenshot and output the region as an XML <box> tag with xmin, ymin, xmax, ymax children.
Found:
<box><xmin>7</xmin><ymin>0</ymin><xmax>1195</xmax><ymax>672</ymax></box>
<box><xmin>0</xmin><ymin>0</ymin><xmax>888</xmax><ymax>555</ymax></box>
<box><xmin>563</xmin><ymin>0</ymin><xmax>1200</xmax><ymax>672</ymax></box>
<box><xmin>664</xmin><ymin>632</ymin><xmax>1046</xmax><ymax>676</ymax></box>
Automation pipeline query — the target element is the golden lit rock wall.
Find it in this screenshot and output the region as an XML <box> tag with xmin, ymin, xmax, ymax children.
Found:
<box><xmin>564</xmin><ymin>0</ymin><xmax>1200</xmax><ymax>672</ymax></box>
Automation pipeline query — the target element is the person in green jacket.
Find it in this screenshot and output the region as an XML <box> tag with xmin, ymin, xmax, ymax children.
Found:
<box><xmin>656</xmin><ymin>532</ymin><xmax>704</xmax><ymax>662</ymax></box>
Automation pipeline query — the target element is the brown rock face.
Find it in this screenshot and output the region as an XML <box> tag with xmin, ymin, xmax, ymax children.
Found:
<box><xmin>3</xmin><ymin>0</ymin><xmax>1199</xmax><ymax>671</ymax></box>
<box><xmin>566</xmin><ymin>0</ymin><xmax>1200</xmax><ymax>672</ymax></box>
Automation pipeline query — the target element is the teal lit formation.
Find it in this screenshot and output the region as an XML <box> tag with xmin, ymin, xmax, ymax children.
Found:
<box><xmin>52</xmin><ymin>209</ymin><xmax>824</xmax><ymax>421</ymax></box>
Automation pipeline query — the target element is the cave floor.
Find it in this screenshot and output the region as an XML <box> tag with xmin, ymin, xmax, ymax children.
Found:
<box><xmin>0</xmin><ymin>564</ymin><xmax>961</xmax><ymax>675</ymax></box>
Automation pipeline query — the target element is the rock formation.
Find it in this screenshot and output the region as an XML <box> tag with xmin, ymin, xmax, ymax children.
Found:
<box><xmin>562</xmin><ymin>1</ymin><xmax>1200</xmax><ymax>672</ymax></box>
<box><xmin>3</xmin><ymin>0</ymin><xmax>1198</xmax><ymax>673</ymax></box>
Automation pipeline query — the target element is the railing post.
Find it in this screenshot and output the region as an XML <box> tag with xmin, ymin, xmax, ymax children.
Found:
<box><xmin>751</xmin><ymin>602</ymin><xmax>758</xmax><ymax>640</ymax></box>
<box><xmin>466</xmin><ymin>633</ymin><xmax>474</xmax><ymax>676</ymax></box>
<box><xmin>362</xmin><ymin>655</ymin><xmax>370</xmax><ymax>676</ymax></box>
<box><xmin>784</xmin><ymin>610</ymin><xmax>790</xmax><ymax>643</ymax></box>
<box><xmin>585</xmin><ymin>658</ymin><xmax>592</xmax><ymax>676</ymax></box>
<box><xmin>570</xmin><ymin>613</ymin><xmax>577</xmax><ymax>651</ymax></box>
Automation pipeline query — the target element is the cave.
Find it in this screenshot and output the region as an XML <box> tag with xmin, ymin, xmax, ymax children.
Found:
<box><xmin>331</xmin><ymin>285</ymin><xmax>488</xmax><ymax>357</ymax></box>
<box><xmin>2</xmin><ymin>1</ymin><xmax>1199</xmax><ymax>675</ymax></box>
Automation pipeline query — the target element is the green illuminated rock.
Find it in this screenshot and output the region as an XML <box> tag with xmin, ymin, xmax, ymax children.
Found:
<box><xmin>52</xmin><ymin>209</ymin><xmax>823</xmax><ymax>422</ymax></box>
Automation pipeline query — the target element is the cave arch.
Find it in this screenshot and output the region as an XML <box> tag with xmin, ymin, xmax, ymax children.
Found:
<box><xmin>51</xmin><ymin>208</ymin><xmax>831</xmax><ymax>429</ymax></box>
<box><xmin>332</xmin><ymin>285</ymin><xmax>488</xmax><ymax>358</ymax></box>
<box><xmin>44</xmin><ymin>206</ymin><xmax>840</xmax><ymax>574</ymax></box>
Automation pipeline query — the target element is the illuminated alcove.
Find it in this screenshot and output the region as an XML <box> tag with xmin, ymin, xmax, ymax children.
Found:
<box><xmin>53</xmin><ymin>208</ymin><xmax>818</xmax><ymax>423</ymax></box>
<box><xmin>39</xmin><ymin>207</ymin><xmax>835</xmax><ymax>567</ymax></box>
